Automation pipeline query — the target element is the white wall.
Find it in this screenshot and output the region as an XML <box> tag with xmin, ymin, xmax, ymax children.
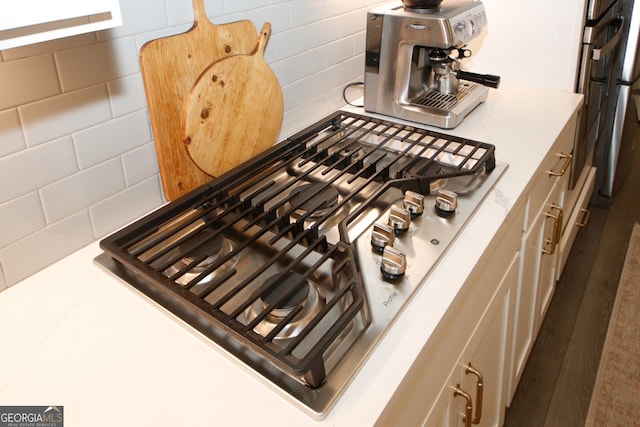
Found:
<box><xmin>466</xmin><ymin>0</ymin><xmax>587</xmax><ymax>92</ymax></box>
<box><xmin>0</xmin><ymin>0</ymin><xmax>387</xmax><ymax>289</ymax></box>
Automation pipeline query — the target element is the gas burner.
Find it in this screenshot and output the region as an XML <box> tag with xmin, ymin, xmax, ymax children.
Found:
<box><xmin>164</xmin><ymin>229</ymin><xmax>238</xmax><ymax>291</ymax></box>
<box><xmin>243</xmin><ymin>271</ymin><xmax>326</xmax><ymax>341</ymax></box>
<box><xmin>285</xmin><ymin>183</ymin><xmax>351</xmax><ymax>231</ymax></box>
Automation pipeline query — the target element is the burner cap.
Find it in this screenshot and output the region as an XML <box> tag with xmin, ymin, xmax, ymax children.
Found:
<box><xmin>180</xmin><ymin>228</ymin><xmax>223</xmax><ymax>266</ymax></box>
<box><xmin>261</xmin><ymin>272</ymin><xmax>310</xmax><ymax>313</ymax></box>
<box><xmin>290</xmin><ymin>183</ymin><xmax>339</xmax><ymax>213</ymax></box>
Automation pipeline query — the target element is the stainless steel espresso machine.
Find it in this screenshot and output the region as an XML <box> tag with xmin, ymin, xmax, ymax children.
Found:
<box><xmin>364</xmin><ymin>0</ymin><xmax>500</xmax><ymax>129</ymax></box>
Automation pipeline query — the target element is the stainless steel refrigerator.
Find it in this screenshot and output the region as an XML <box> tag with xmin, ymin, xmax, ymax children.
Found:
<box><xmin>594</xmin><ymin>0</ymin><xmax>640</xmax><ymax>204</ymax></box>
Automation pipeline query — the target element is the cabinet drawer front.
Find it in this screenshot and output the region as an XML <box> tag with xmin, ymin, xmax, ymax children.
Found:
<box><xmin>558</xmin><ymin>166</ymin><xmax>596</xmax><ymax>275</ymax></box>
<box><xmin>524</xmin><ymin>114</ymin><xmax>577</xmax><ymax>231</ymax></box>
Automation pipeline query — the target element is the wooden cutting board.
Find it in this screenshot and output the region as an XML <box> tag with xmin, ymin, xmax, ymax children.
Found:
<box><xmin>140</xmin><ymin>0</ymin><xmax>258</xmax><ymax>201</ymax></box>
<box><xmin>183</xmin><ymin>23</ymin><xmax>284</xmax><ymax>178</ymax></box>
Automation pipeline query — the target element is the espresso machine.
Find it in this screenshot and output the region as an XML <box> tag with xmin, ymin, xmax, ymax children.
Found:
<box><xmin>364</xmin><ymin>0</ymin><xmax>500</xmax><ymax>129</ymax></box>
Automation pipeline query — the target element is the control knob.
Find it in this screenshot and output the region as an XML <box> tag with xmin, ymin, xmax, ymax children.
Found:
<box><xmin>403</xmin><ymin>190</ymin><xmax>425</xmax><ymax>218</ymax></box>
<box><xmin>435</xmin><ymin>189</ymin><xmax>458</xmax><ymax>218</ymax></box>
<box><xmin>371</xmin><ymin>222</ymin><xmax>395</xmax><ymax>253</ymax></box>
<box><xmin>388</xmin><ymin>205</ymin><xmax>411</xmax><ymax>234</ymax></box>
<box><xmin>381</xmin><ymin>246</ymin><xmax>407</xmax><ymax>281</ymax></box>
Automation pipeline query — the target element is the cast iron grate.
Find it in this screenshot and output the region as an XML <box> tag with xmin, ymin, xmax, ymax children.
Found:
<box><xmin>98</xmin><ymin>110</ymin><xmax>496</xmax><ymax>389</ymax></box>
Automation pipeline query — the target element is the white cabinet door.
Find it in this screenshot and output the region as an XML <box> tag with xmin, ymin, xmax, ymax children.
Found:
<box><xmin>423</xmin><ymin>253</ymin><xmax>517</xmax><ymax>427</ymax></box>
<box><xmin>508</xmin><ymin>177</ymin><xmax>563</xmax><ymax>403</ymax></box>
<box><xmin>534</xmin><ymin>178</ymin><xmax>563</xmax><ymax>333</ymax></box>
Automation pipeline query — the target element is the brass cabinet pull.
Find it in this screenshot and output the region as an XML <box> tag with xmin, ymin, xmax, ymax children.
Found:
<box><xmin>465</xmin><ymin>363</ymin><xmax>484</xmax><ymax>424</ymax></box>
<box><xmin>546</xmin><ymin>153</ymin><xmax>572</xmax><ymax>177</ymax></box>
<box><xmin>453</xmin><ymin>385</ymin><xmax>473</xmax><ymax>427</ymax></box>
<box><xmin>543</xmin><ymin>204</ymin><xmax>563</xmax><ymax>255</ymax></box>
<box><xmin>576</xmin><ymin>208</ymin><xmax>591</xmax><ymax>227</ymax></box>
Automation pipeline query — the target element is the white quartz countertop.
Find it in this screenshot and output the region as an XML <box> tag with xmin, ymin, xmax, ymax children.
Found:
<box><xmin>0</xmin><ymin>83</ymin><xmax>583</xmax><ymax>426</ymax></box>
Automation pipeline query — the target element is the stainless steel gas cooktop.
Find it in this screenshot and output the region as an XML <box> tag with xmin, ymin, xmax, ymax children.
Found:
<box><xmin>95</xmin><ymin>110</ymin><xmax>506</xmax><ymax>418</ymax></box>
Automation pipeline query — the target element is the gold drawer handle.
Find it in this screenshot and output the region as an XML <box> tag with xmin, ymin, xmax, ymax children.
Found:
<box><xmin>576</xmin><ymin>208</ymin><xmax>591</xmax><ymax>227</ymax></box>
<box><xmin>546</xmin><ymin>153</ymin><xmax>572</xmax><ymax>177</ymax></box>
<box><xmin>453</xmin><ymin>385</ymin><xmax>473</xmax><ymax>427</ymax></box>
<box><xmin>465</xmin><ymin>363</ymin><xmax>484</xmax><ymax>424</ymax></box>
<box><xmin>543</xmin><ymin>204</ymin><xmax>563</xmax><ymax>255</ymax></box>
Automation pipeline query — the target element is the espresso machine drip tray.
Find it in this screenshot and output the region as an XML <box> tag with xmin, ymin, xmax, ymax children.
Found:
<box><xmin>408</xmin><ymin>82</ymin><xmax>486</xmax><ymax>119</ymax></box>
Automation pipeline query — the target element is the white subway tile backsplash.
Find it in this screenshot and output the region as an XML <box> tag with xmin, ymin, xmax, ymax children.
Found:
<box><xmin>0</xmin><ymin>0</ymin><xmax>383</xmax><ymax>288</ymax></box>
<box><xmin>271</xmin><ymin>58</ymin><xmax>295</xmax><ymax>87</ymax></box>
<box><xmin>170</xmin><ymin>0</ymin><xmax>227</xmax><ymax>21</ymax></box>
<box><xmin>0</xmin><ymin>193</ymin><xmax>46</xmax><ymax>248</ymax></box>
<box><xmin>40</xmin><ymin>159</ymin><xmax>126</xmax><ymax>224</ymax></box>
<box><xmin>134</xmin><ymin>24</ymin><xmax>192</xmax><ymax>53</ymax></box>
<box><xmin>166</xmin><ymin>0</ymin><xmax>197</xmax><ymax>26</ymax></box>
<box><xmin>19</xmin><ymin>85</ymin><xmax>113</xmax><ymax>147</ymax></box>
<box><xmin>309</xmin><ymin>18</ymin><xmax>342</xmax><ymax>49</ymax></box>
<box><xmin>0</xmin><ymin>109</ymin><xmax>26</xmax><ymax>157</ymax></box>
<box><xmin>293</xmin><ymin>47</ymin><xmax>325</xmax><ymax>80</ymax></box>
<box><xmin>74</xmin><ymin>110</ymin><xmax>151</xmax><ymax>169</ymax></box>
<box><xmin>278</xmin><ymin>109</ymin><xmax>297</xmax><ymax>140</ymax></box>
<box><xmin>100</xmin><ymin>0</ymin><xmax>169</xmax><ymax>40</ymax></box>
<box><xmin>272</xmin><ymin>26</ymin><xmax>308</xmax><ymax>62</ymax></box>
<box><xmin>0</xmin><ymin>137</ymin><xmax>78</xmax><ymax>204</ymax></box>
<box><xmin>326</xmin><ymin>37</ymin><xmax>355</xmax><ymax>67</ymax></box>
<box><xmin>223</xmin><ymin>0</ymin><xmax>270</xmax><ymax>15</ymax></box>
<box><xmin>89</xmin><ymin>176</ymin><xmax>163</xmax><ymax>237</ymax></box>
<box><xmin>205</xmin><ymin>0</ymin><xmax>225</xmax><ymax>18</ymax></box>
<box><xmin>248</xmin><ymin>3</ymin><xmax>291</xmax><ymax>33</ymax></box>
<box><xmin>107</xmin><ymin>73</ymin><xmax>147</xmax><ymax>117</ymax></box>
<box><xmin>340</xmin><ymin>10</ymin><xmax>368</xmax><ymax>37</ymax></box>
<box><xmin>290</xmin><ymin>1</ymin><xmax>329</xmax><ymax>27</ymax></box>
<box><xmin>0</xmin><ymin>54</ymin><xmax>60</xmax><ymax>111</ymax></box>
<box><xmin>56</xmin><ymin>37</ymin><xmax>140</xmax><ymax>92</ymax></box>
<box><xmin>354</xmin><ymin>31</ymin><xmax>366</xmax><ymax>58</ymax></box>
<box><xmin>122</xmin><ymin>142</ymin><xmax>159</xmax><ymax>186</ymax></box>
<box><xmin>0</xmin><ymin>210</ymin><xmax>94</xmax><ymax>285</ymax></box>
<box><xmin>343</xmin><ymin>53</ymin><xmax>365</xmax><ymax>80</ymax></box>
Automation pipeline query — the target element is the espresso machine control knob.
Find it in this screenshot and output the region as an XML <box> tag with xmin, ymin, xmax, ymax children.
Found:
<box><xmin>454</xmin><ymin>21</ymin><xmax>467</xmax><ymax>34</ymax></box>
<box><xmin>388</xmin><ymin>205</ymin><xmax>411</xmax><ymax>234</ymax></box>
<box><xmin>381</xmin><ymin>246</ymin><xmax>407</xmax><ymax>281</ymax></box>
<box><xmin>435</xmin><ymin>189</ymin><xmax>458</xmax><ymax>218</ymax></box>
<box><xmin>403</xmin><ymin>190</ymin><xmax>425</xmax><ymax>218</ymax></box>
<box><xmin>371</xmin><ymin>222</ymin><xmax>395</xmax><ymax>253</ymax></box>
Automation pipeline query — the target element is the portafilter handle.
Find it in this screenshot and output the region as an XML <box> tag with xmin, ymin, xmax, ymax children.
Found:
<box><xmin>456</xmin><ymin>70</ymin><xmax>501</xmax><ymax>89</ymax></box>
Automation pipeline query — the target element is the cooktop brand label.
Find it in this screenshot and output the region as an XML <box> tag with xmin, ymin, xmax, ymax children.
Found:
<box><xmin>0</xmin><ymin>406</ymin><xmax>63</xmax><ymax>427</ymax></box>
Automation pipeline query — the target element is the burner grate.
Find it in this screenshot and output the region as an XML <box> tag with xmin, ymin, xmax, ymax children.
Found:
<box><xmin>97</xmin><ymin>110</ymin><xmax>498</xmax><ymax>409</ymax></box>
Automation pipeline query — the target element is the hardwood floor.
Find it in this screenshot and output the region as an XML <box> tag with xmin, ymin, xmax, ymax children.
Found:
<box><xmin>504</xmin><ymin>144</ymin><xmax>640</xmax><ymax>426</ymax></box>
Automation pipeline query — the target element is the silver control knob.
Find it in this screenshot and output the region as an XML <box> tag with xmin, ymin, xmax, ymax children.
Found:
<box><xmin>403</xmin><ymin>190</ymin><xmax>425</xmax><ymax>218</ymax></box>
<box><xmin>435</xmin><ymin>189</ymin><xmax>458</xmax><ymax>218</ymax></box>
<box><xmin>381</xmin><ymin>246</ymin><xmax>407</xmax><ymax>281</ymax></box>
<box><xmin>371</xmin><ymin>222</ymin><xmax>395</xmax><ymax>253</ymax></box>
<box><xmin>388</xmin><ymin>205</ymin><xmax>411</xmax><ymax>234</ymax></box>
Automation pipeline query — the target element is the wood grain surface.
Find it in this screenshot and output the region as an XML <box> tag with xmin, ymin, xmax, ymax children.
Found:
<box><xmin>140</xmin><ymin>0</ymin><xmax>258</xmax><ymax>200</ymax></box>
<box><xmin>183</xmin><ymin>22</ymin><xmax>283</xmax><ymax>178</ymax></box>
